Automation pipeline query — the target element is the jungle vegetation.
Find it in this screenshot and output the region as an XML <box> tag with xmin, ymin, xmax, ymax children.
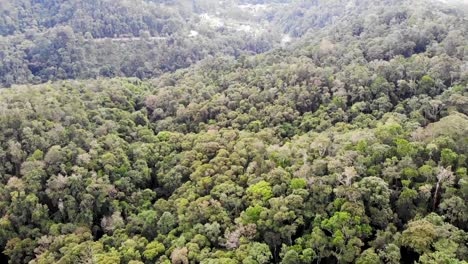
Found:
<box><xmin>0</xmin><ymin>0</ymin><xmax>467</xmax><ymax>263</ymax></box>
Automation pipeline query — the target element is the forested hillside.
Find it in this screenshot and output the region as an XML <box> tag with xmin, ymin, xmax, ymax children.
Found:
<box><xmin>0</xmin><ymin>0</ymin><xmax>467</xmax><ymax>263</ymax></box>
<box><xmin>0</xmin><ymin>0</ymin><xmax>288</xmax><ymax>87</ymax></box>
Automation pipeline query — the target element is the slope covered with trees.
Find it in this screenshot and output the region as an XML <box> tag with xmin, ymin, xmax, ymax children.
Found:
<box><xmin>0</xmin><ymin>0</ymin><xmax>286</xmax><ymax>87</ymax></box>
<box><xmin>0</xmin><ymin>0</ymin><xmax>467</xmax><ymax>263</ymax></box>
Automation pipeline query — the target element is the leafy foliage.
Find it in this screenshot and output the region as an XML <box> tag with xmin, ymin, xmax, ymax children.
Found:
<box><xmin>0</xmin><ymin>0</ymin><xmax>467</xmax><ymax>263</ymax></box>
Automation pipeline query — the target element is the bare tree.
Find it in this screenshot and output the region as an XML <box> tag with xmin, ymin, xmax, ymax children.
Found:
<box><xmin>433</xmin><ymin>166</ymin><xmax>455</xmax><ymax>210</ymax></box>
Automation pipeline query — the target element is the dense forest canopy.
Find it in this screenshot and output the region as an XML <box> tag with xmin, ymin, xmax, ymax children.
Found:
<box><xmin>0</xmin><ymin>0</ymin><xmax>467</xmax><ymax>263</ymax></box>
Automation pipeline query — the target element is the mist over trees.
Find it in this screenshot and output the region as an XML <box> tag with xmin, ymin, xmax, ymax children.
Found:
<box><xmin>0</xmin><ymin>0</ymin><xmax>467</xmax><ymax>263</ymax></box>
